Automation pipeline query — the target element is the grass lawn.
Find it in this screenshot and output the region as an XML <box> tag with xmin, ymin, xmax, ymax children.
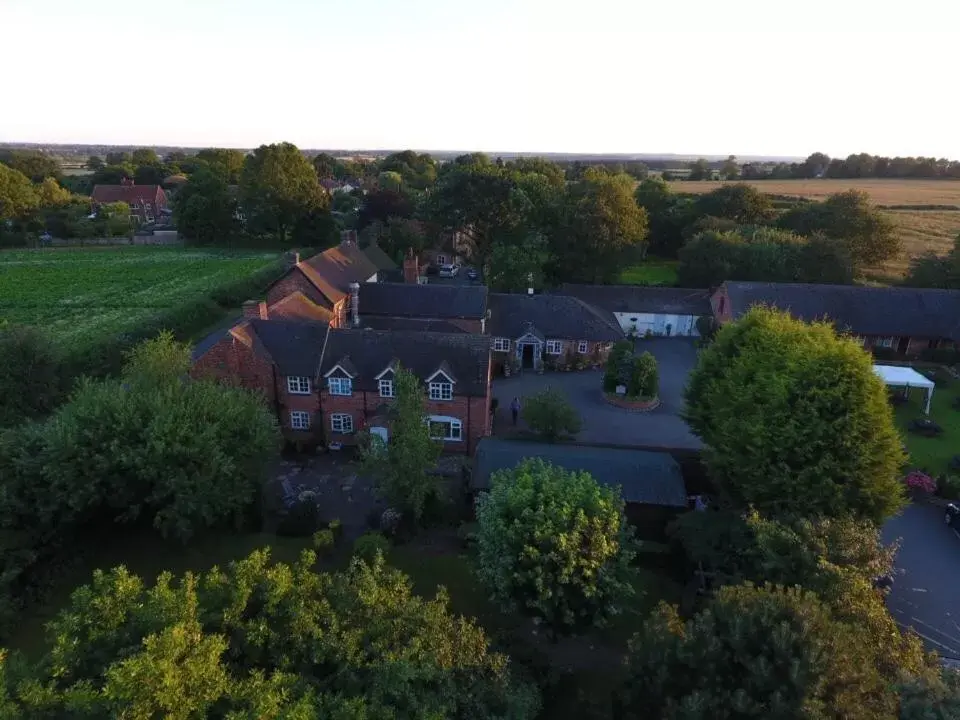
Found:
<box><xmin>0</xmin><ymin>247</ymin><xmax>280</xmax><ymax>349</ymax></box>
<box><xmin>619</xmin><ymin>258</ymin><xmax>679</xmax><ymax>286</ymax></box>
<box><xmin>893</xmin><ymin>367</ymin><xmax>960</xmax><ymax>475</ymax></box>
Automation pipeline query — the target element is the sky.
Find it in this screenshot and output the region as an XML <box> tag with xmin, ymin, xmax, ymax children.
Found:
<box><xmin>2</xmin><ymin>0</ymin><xmax>958</xmax><ymax>158</ymax></box>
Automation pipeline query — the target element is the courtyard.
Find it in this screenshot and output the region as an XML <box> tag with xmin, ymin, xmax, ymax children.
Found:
<box><xmin>492</xmin><ymin>338</ymin><xmax>703</xmax><ymax>450</ymax></box>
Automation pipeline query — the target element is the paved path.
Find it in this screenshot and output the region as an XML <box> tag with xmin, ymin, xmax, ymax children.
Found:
<box><xmin>492</xmin><ymin>339</ymin><xmax>702</xmax><ymax>450</ymax></box>
<box><xmin>883</xmin><ymin>502</ymin><xmax>960</xmax><ymax>660</ymax></box>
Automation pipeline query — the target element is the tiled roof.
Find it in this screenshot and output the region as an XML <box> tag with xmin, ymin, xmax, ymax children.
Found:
<box><xmin>268</xmin><ymin>291</ymin><xmax>333</xmax><ymax>324</ymax></box>
<box><xmin>358</xmin><ymin>316</ymin><xmax>467</xmax><ymax>334</ymax></box>
<box><xmin>358</xmin><ymin>282</ymin><xmax>488</xmax><ymax>320</ymax></box>
<box><xmin>488</xmin><ymin>293</ymin><xmax>624</xmax><ymax>341</ymax></box>
<box><xmin>318</xmin><ymin>328</ymin><xmax>491</xmax><ymax>396</ymax></box>
<box><xmin>471</xmin><ymin>439</ymin><xmax>688</xmax><ymax>507</ymax></box>
<box><xmin>247</xmin><ymin>319</ymin><xmax>329</xmax><ymax>376</ymax></box>
<box><xmin>559</xmin><ymin>284</ymin><xmax>711</xmax><ymax>316</ymax></box>
<box><xmin>91</xmin><ymin>184</ymin><xmax>164</xmax><ymax>206</ymax></box>
<box><xmin>724</xmin><ymin>282</ymin><xmax>960</xmax><ymax>340</ymax></box>
<box><xmin>297</xmin><ymin>244</ymin><xmax>379</xmax><ymax>304</ymax></box>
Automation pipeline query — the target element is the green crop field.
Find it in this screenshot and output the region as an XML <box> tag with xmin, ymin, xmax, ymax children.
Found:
<box><xmin>0</xmin><ymin>247</ymin><xmax>281</xmax><ymax>348</ymax></box>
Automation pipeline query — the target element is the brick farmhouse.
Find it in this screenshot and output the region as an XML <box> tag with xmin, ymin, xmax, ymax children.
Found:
<box><xmin>91</xmin><ymin>178</ymin><xmax>168</xmax><ymax>224</ymax></box>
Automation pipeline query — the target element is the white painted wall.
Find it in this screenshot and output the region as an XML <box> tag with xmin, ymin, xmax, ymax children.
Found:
<box><xmin>613</xmin><ymin>311</ymin><xmax>699</xmax><ymax>337</ymax></box>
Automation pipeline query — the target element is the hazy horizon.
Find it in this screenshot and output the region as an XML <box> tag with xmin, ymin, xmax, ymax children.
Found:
<box><xmin>2</xmin><ymin>0</ymin><xmax>957</xmax><ymax>158</ymax></box>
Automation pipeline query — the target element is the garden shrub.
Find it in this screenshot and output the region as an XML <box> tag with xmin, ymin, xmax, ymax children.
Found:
<box><xmin>522</xmin><ymin>387</ymin><xmax>582</xmax><ymax>442</ymax></box>
<box><xmin>353</xmin><ymin>531</ymin><xmax>390</xmax><ymax>561</ymax></box>
<box><xmin>312</xmin><ymin>528</ymin><xmax>335</xmax><ymax>554</ymax></box>
<box><xmin>628</xmin><ymin>351</ymin><xmax>659</xmax><ymax>398</ymax></box>
<box><xmin>602</xmin><ymin>340</ymin><xmax>635</xmax><ymax>393</ymax></box>
<box><xmin>904</xmin><ymin>471</ymin><xmax>937</xmax><ymax>494</ymax></box>
<box><xmin>277</xmin><ymin>497</ymin><xmax>321</xmax><ymax>537</ymax></box>
<box><xmin>937</xmin><ymin>474</ymin><xmax>960</xmax><ymax>500</ymax></box>
<box><xmin>907</xmin><ymin>418</ymin><xmax>943</xmax><ymax>437</ymax></box>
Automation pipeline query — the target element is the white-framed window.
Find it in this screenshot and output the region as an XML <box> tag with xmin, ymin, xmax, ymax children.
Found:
<box><xmin>429</xmin><ymin>381</ymin><xmax>453</xmax><ymax>401</ymax></box>
<box><xmin>545</xmin><ymin>340</ymin><xmax>564</xmax><ymax>355</ymax></box>
<box><xmin>436</xmin><ymin>254</ymin><xmax>447</xmax><ymax>264</ymax></box>
<box><xmin>286</xmin><ymin>376</ymin><xmax>311</xmax><ymax>394</ymax></box>
<box><xmin>877</xmin><ymin>336</ymin><xmax>896</xmax><ymax>348</ymax></box>
<box><xmin>328</xmin><ymin>377</ymin><xmax>352</xmax><ymax>396</ymax></box>
<box><xmin>330</xmin><ymin>413</ymin><xmax>353</xmax><ymax>433</ymax></box>
<box><xmin>577</xmin><ymin>341</ymin><xmax>589</xmax><ymax>354</ymax></box>
<box><xmin>290</xmin><ymin>411</ymin><xmax>311</xmax><ymax>430</ymax></box>
<box><xmin>428</xmin><ymin>417</ymin><xmax>462</xmax><ymax>442</ymax></box>
<box><xmin>379</xmin><ymin>379</ymin><xmax>394</xmax><ymax>397</ymax></box>
<box><xmin>493</xmin><ymin>337</ymin><xmax>510</xmax><ymax>352</ymax></box>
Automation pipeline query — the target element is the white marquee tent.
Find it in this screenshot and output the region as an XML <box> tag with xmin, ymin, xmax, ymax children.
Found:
<box><xmin>873</xmin><ymin>365</ymin><xmax>935</xmax><ymax>414</ymax></box>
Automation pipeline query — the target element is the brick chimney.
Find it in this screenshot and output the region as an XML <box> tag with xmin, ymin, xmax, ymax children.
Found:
<box><xmin>121</xmin><ymin>177</ymin><xmax>134</xmax><ymax>187</ymax></box>
<box><xmin>349</xmin><ymin>282</ymin><xmax>360</xmax><ymax>327</ymax></box>
<box><xmin>340</xmin><ymin>229</ymin><xmax>358</xmax><ymax>246</ymax></box>
<box><xmin>242</xmin><ymin>300</ymin><xmax>268</xmax><ymax>320</ymax></box>
<box><xmin>403</xmin><ymin>247</ymin><xmax>419</xmax><ymax>284</ymax></box>
<box><xmin>284</xmin><ymin>250</ymin><xmax>300</xmax><ymax>268</ymax></box>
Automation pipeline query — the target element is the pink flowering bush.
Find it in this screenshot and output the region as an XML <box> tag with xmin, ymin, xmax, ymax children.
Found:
<box><xmin>904</xmin><ymin>471</ymin><xmax>937</xmax><ymax>494</ymax></box>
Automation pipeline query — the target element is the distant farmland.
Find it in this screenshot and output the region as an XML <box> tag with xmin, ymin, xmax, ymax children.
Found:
<box><xmin>669</xmin><ymin>178</ymin><xmax>960</xmax><ymax>277</ymax></box>
<box><xmin>0</xmin><ymin>247</ymin><xmax>281</xmax><ymax>349</ymax></box>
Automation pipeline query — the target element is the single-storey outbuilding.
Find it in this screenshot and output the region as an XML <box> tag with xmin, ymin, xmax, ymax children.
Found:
<box><xmin>471</xmin><ymin>438</ymin><xmax>689</xmax><ymax>539</ymax></box>
<box><xmin>558</xmin><ymin>284</ymin><xmax>711</xmax><ymax>337</ymax></box>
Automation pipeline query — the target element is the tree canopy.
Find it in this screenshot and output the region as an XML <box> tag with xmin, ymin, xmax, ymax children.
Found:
<box><xmin>683</xmin><ymin>306</ymin><xmax>905</xmax><ymax>524</ymax></box>
<box><xmin>195</xmin><ymin>148</ymin><xmax>246</xmax><ymax>184</ymax></box>
<box><xmin>0</xmin><ymin>325</ymin><xmax>64</xmax><ymax>428</ymax></box>
<box><xmin>475</xmin><ymin>458</ymin><xmax>635</xmax><ymax>635</ymax></box>
<box><xmin>174</xmin><ymin>165</ymin><xmax>241</xmax><ymax>246</ymax></box>
<box><xmin>0</xmin><ymin>164</ymin><xmax>39</xmax><ymax>222</ymax></box>
<box><xmin>693</xmin><ymin>183</ymin><xmax>774</xmax><ymax>225</ymax></box>
<box><xmin>239</xmin><ymin>142</ymin><xmax>329</xmax><ymax>246</ymax></box>
<box><xmin>621</xmin><ymin>583</ymin><xmax>905</xmax><ymax>720</ymax></box>
<box><xmin>0</xmin><ymin>551</ymin><xmax>540</xmax><ymax>719</ymax></box>
<box><xmin>0</xmin><ymin>149</ymin><xmax>60</xmax><ymax>182</ymax></box>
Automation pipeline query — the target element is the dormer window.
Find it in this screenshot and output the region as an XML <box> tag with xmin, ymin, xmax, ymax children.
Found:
<box><xmin>328</xmin><ymin>377</ymin><xmax>352</xmax><ymax>396</ymax></box>
<box><xmin>429</xmin><ymin>381</ymin><xmax>453</xmax><ymax>401</ymax></box>
<box><xmin>379</xmin><ymin>379</ymin><xmax>394</xmax><ymax>397</ymax></box>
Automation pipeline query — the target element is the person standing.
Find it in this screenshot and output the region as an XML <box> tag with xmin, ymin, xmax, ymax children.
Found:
<box><xmin>510</xmin><ymin>396</ymin><xmax>521</xmax><ymax>426</ymax></box>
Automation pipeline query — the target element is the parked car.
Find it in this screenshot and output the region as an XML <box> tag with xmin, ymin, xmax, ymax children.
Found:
<box><xmin>438</xmin><ymin>264</ymin><xmax>459</xmax><ymax>278</ymax></box>
<box><xmin>466</xmin><ymin>268</ymin><xmax>478</xmax><ymax>281</ymax></box>
<box><xmin>946</xmin><ymin>503</ymin><xmax>959</xmax><ymax>529</ymax></box>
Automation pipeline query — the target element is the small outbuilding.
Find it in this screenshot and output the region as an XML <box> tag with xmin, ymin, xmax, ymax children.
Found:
<box><xmin>471</xmin><ymin>438</ymin><xmax>689</xmax><ymax>539</ymax></box>
<box><xmin>558</xmin><ymin>284</ymin><xmax>711</xmax><ymax>337</ymax></box>
<box><xmin>873</xmin><ymin>364</ymin><xmax>935</xmax><ymax>414</ymax></box>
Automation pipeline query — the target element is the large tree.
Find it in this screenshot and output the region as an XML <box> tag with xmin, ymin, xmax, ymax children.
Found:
<box><xmin>553</xmin><ymin>169</ymin><xmax>648</xmax><ymax>283</ymax></box>
<box><xmin>778</xmin><ymin>190</ymin><xmax>899</xmax><ymax>269</ymax></box>
<box><xmin>0</xmin><ymin>149</ymin><xmax>60</xmax><ymax>182</ymax></box>
<box><xmin>91</xmin><ymin>164</ymin><xmax>134</xmax><ymax>185</ymax></box>
<box><xmin>474</xmin><ymin>458</ymin><xmax>635</xmax><ymax>636</ymax></box>
<box><xmin>684</xmin><ymin>306</ymin><xmax>905</xmax><ymax>524</ymax></box>
<box><xmin>487</xmin><ymin>232</ymin><xmax>551</xmax><ymax>292</ymax></box>
<box><xmin>239</xmin><ymin>142</ymin><xmax>328</xmax><ymax>246</ymax></box>
<box><xmin>693</xmin><ymin>183</ymin><xmax>774</xmax><ymax>225</ymax></box>
<box><xmin>906</xmin><ymin>234</ymin><xmax>960</xmax><ymax>289</ymax></box>
<box><xmin>0</xmin><ymin>551</ymin><xmax>540</xmax><ymax>719</ymax></box>
<box><xmin>195</xmin><ymin>148</ymin><xmax>246</xmax><ymax>184</ymax></box>
<box><xmin>379</xmin><ymin>150</ymin><xmax>437</xmax><ymax>190</ymax></box>
<box><xmin>425</xmin><ymin>163</ymin><xmax>532</xmax><ymax>275</ymax></box>
<box><xmin>620</xmin><ymin>583</ymin><xmax>905</xmax><ymax>719</ymax></box>
<box><xmin>174</xmin><ymin>165</ymin><xmax>241</xmax><ymax>246</ymax></box>
<box><xmin>359</xmin><ymin>366</ymin><xmax>442</xmax><ymax>524</ymax></box>
<box><xmin>0</xmin><ymin>164</ymin><xmax>39</xmax><ymax>222</ymax></box>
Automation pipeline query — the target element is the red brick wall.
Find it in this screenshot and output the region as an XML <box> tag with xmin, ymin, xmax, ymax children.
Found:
<box><xmin>266</xmin><ymin>267</ymin><xmax>329</xmax><ymax>309</ymax></box>
<box><xmin>710</xmin><ymin>285</ymin><xmax>732</xmax><ymax>323</ymax></box>
<box><xmin>276</xmin><ymin>378</ymin><xmax>322</xmax><ymax>442</ymax></box>
<box><xmin>319</xmin><ymin>386</ymin><xmax>491</xmax><ymax>454</ymax></box>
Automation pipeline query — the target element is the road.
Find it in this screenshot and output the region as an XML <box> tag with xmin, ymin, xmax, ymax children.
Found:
<box><xmin>883</xmin><ymin>501</ymin><xmax>960</xmax><ymax>660</ymax></box>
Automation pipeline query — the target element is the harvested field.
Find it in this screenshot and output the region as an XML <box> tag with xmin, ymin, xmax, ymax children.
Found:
<box><xmin>0</xmin><ymin>247</ymin><xmax>281</xmax><ymax>348</ymax></box>
<box><xmin>667</xmin><ymin>178</ymin><xmax>960</xmax><ymax>207</ymax></box>
<box><xmin>668</xmin><ymin>179</ymin><xmax>960</xmax><ymax>278</ymax></box>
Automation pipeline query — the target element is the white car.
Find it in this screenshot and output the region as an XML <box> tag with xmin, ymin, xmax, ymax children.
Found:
<box><xmin>438</xmin><ymin>264</ymin><xmax>459</xmax><ymax>278</ymax></box>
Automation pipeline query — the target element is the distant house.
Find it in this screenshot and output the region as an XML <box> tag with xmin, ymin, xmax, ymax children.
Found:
<box><xmin>559</xmin><ymin>284</ymin><xmax>711</xmax><ymax>337</ymax></box>
<box><xmin>471</xmin><ymin>438</ymin><xmax>688</xmax><ymax>539</ymax></box>
<box><xmin>91</xmin><ymin>178</ymin><xmax>168</xmax><ymax>224</ymax></box>
<box><xmin>712</xmin><ymin>281</ymin><xmax>960</xmax><ymax>356</ymax></box>
<box><xmin>487</xmin><ymin>293</ymin><xmax>624</xmax><ymax>371</ymax></box>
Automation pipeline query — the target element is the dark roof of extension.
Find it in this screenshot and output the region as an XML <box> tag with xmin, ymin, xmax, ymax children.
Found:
<box><xmin>358</xmin><ymin>316</ymin><xmax>467</xmax><ymax>334</ymax></box>
<box><xmin>487</xmin><ymin>293</ymin><xmax>624</xmax><ymax>341</ymax></box>
<box><xmin>723</xmin><ymin>282</ymin><xmax>960</xmax><ymax>340</ymax></box>
<box><xmin>559</xmin><ymin>284</ymin><xmax>712</xmax><ymax>316</ymax></box>
<box><xmin>319</xmin><ymin>328</ymin><xmax>491</xmax><ymax>396</ymax></box>
<box><xmin>247</xmin><ymin>319</ymin><xmax>329</xmax><ymax>376</ymax></box>
<box><xmin>471</xmin><ymin>439</ymin><xmax>688</xmax><ymax>507</ymax></box>
<box><xmin>358</xmin><ymin>282</ymin><xmax>488</xmax><ymax>320</ymax></box>
<box><xmin>361</xmin><ymin>243</ymin><xmax>398</xmax><ymax>271</ymax></box>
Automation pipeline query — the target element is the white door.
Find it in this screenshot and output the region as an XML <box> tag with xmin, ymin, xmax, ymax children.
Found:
<box><xmin>370</xmin><ymin>426</ymin><xmax>388</xmax><ymax>443</ymax></box>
